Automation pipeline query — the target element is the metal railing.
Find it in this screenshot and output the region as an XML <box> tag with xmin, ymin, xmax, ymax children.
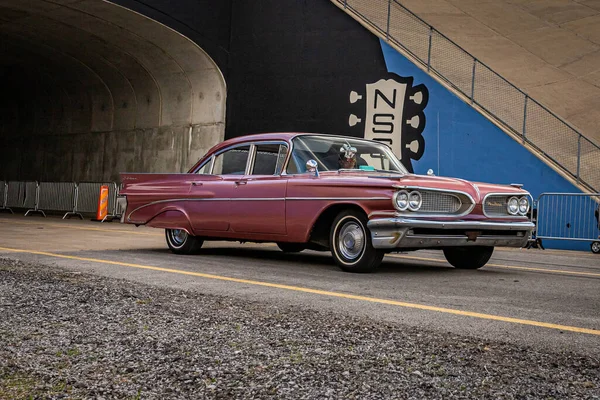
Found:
<box><xmin>335</xmin><ymin>0</ymin><xmax>600</xmax><ymax>192</ymax></box>
<box><xmin>0</xmin><ymin>181</ymin><xmax>121</xmax><ymax>221</ymax></box>
<box><xmin>535</xmin><ymin>193</ymin><xmax>600</xmax><ymax>244</ymax></box>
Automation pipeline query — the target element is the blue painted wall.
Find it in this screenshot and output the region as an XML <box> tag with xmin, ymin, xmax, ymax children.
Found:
<box><xmin>379</xmin><ymin>41</ymin><xmax>596</xmax><ymax>251</ymax></box>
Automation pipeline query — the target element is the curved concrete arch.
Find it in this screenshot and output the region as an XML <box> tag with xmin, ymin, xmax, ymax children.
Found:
<box><xmin>0</xmin><ymin>0</ymin><xmax>226</xmax><ymax>181</ymax></box>
<box><xmin>0</xmin><ymin>38</ymin><xmax>94</xmax><ymax>135</ymax></box>
<box><xmin>5</xmin><ymin>15</ymin><xmax>140</xmax><ymax>131</ymax></box>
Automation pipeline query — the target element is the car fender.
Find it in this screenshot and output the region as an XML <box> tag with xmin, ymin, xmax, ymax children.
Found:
<box><xmin>146</xmin><ymin>208</ymin><xmax>194</xmax><ymax>235</ymax></box>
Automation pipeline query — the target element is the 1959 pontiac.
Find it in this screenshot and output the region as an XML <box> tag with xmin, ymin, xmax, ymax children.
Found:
<box><xmin>118</xmin><ymin>133</ymin><xmax>535</xmax><ymax>273</ymax></box>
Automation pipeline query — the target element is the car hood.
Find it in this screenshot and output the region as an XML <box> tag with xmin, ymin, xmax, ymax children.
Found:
<box><xmin>313</xmin><ymin>171</ymin><xmax>528</xmax><ymax>202</ymax></box>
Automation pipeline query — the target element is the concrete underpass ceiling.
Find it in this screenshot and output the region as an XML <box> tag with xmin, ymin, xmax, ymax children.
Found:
<box><xmin>0</xmin><ymin>0</ymin><xmax>226</xmax><ymax>135</ymax></box>
<box><xmin>0</xmin><ymin>0</ymin><xmax>227</xmax><ymax>182</ymax></box>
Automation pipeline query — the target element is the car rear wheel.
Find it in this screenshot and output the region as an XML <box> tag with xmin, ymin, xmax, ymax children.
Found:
<box><xmin>277</xmin><ymin>243</ymin><xmax>306</xmax><ymax>253</ymax></box>
<box><xmin>443</xmin><ymin>246</ymin><xmax>494</xmax><ymax>269</ymax></box>
<box><xmin>165</xmin><ymin>229</ymin><xmax>203</xmax><ymax>255</ymax></box>
<box><xmin>330</xmin><ymin>210</ymin><xmax>384</xmax><ymax>273</ymax></box>
<box><xmin>591</xmin><ymin>241</ymin><xmax>600</xmax><ymax>254</ymax></box>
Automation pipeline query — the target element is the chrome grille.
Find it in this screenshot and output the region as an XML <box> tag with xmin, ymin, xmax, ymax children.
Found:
<box><xmin>484</xmin><ymin>195</ymin><xmax>510</xmax><ymax>216</ymax></box>
<box><xmin>420</xmin><ymin>191</ymin><xmax>462</xmax><ymax>213</ymax></box>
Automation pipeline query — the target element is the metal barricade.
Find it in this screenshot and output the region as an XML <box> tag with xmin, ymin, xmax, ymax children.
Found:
<box><xmin>0</xmin><ymin>181</ymin><xmax>12</xmax><ymax>213</ymax></box>
<box><xmin>37</xmin><ymin>182</ymin><xmax>80</xmax><ymax>219</ymax></box>
<box><xmin>6</xmin><ymin>181</ymin><xmax>40</xmax><ymax>215</ymax></box>
<box><xmin>75</xmin><ymin>182</ymin><xmax>118</xmax><ymax>221</ymax></box>
<box><xmin>6</xmin><ymin>181</ymin><xmax>25</xmax><ymax>210</ymax></box>
<box><xmin>535</xmin><ymin>193</ymin><xmax>600</xmax><ymax>251</ymax></box>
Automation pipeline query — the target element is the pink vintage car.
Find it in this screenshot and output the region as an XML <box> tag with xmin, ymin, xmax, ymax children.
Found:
<box><xmin>118</xmin><ymin>133</ymin><xmax>534</xmax><ymax>272</ymax></box>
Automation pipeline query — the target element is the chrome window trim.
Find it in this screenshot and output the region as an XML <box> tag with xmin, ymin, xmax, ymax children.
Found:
<box><xmin>246</xmin><ymin>144</ymin><xmax>257</xmax><ymax>175</ymax></box>
<box><xmin>391</xmin><ymin>186</ymin><xmax>475</xmax><ymax>217</ymax></box>
<box><xmin>482</xmin><ymin>192</ymin><xmax>533</xmax><ymax>218</ymax></box>
<box><xmin>208</xmin><ymin>143</ymin><xmax>252</xmax><ymax>176</ymax></box>
<box><xmin>248</xmin><ymin>141</ymin><xmax>290</xmax><ymax>176</ymax></box>
<box><xmin>196</xmin><ymin>141</ymin><xmax>292</xmax><ymax>177</ymax></box>
<box><xmin>196</xmin><ymin>155</ymin><xmax>214</xmax><ymax>175</ymax></box>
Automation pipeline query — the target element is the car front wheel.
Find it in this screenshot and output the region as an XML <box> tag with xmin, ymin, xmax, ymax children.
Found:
<box><xmin>165</xmin><ymin>229</ymin><xmax>203</xmax><ymax>254</ymax></box>
<box><xmin>591</xmin><ymin>241</ymin><xmax>600</xmax><ymax>254</ymax></box>
<box><xmin>443</xmin><ymin>246</ymin><xmax>494</xmax><ymax>269</ymax></box>
<box><xmin>330</xmin><ymin>210</ymin><xmax>384</xmax><ymax>273</ymax></box>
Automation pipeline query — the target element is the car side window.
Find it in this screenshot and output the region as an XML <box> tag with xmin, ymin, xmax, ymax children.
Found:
<box><xmin>213</xmin><ymin>145</ymin><xmax>250</xmax><ymax>175</ymax></box>
<box><xmin>251</xmin><ymin>144</ymin><xmax>288</xmax><ymax>175</ymax></box>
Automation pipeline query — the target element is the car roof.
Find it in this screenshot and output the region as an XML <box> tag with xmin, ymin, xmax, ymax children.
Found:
<box><xmin>214</xmin><ymin>132</ymin><xmax>376</xmax><ymax>149</ymax></box>
<box><xmin>188</xmin><ymin>132</ymin><xmax>387</xmax><ymax>173</ymax></box>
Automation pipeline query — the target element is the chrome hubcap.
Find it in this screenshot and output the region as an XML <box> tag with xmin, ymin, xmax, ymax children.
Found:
<box><xmin>593</xmin><ymin>242</ymin><xmax>600</xmax><ymax>253</ymax></box>
<box><xmin>338</xmin><ymin>221</ymin><xmax>365</xmax><ymax>260</ymax></box>
<box><xmin>170</xmin><ymin>229</ymin><xmax>188</xmax><ymax>246</ymax></box>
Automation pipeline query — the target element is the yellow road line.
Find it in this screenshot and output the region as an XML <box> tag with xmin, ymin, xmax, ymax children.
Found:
<box><xmin>0</xmin><ymin>218</ymin><xmax>161</xmax><ymax>237</ymax></box>
<box><xmin>0</xmin><ymin>246</ymin><xmax>598</xmax><ymax>336</ymax></box>
<box><xmin>389</xmin><ymin>254</ymin><xmax>600</xmax><ymax>278</ymax></box>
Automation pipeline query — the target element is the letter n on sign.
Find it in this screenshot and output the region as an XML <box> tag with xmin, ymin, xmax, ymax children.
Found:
<box><xmin>364</xmin><ymin>79</ymin><xmax>407</xmax><ymax>159</ymax></box>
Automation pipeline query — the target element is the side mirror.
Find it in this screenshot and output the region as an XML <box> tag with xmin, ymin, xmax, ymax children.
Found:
<box><xmin>427</xmin><ymin>169</ymin><xmax>435</xmax><ymax>176</ymax></box>
<box><xmin>306</xmin><ymin>159</ymin><xmax>319</xmax><ymax>177</ymax></box>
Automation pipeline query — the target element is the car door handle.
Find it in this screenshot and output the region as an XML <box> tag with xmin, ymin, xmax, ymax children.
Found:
<box><xmin>234</xmin><ymin>180</ymin><xmax>247</xmax><ymax>186</ymax></box>
<box><xmin>191</xmin><ymin>181</ymin><xmax>203</xmax><ymax>186</ymax></box>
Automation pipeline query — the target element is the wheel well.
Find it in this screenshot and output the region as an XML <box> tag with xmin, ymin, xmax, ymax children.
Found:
<box><xmin>309</xmin><ymin>204</ymin><xmax>367</xmax><ymax>249</ymax></box>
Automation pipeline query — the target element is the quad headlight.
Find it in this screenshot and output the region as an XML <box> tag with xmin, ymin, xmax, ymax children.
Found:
<box><xmin>408</xmin><ymin>191</ymin><xmax>422</xmax><ymax>211</ymax></box>
<box><xmin>507</xmin><ymin>196</ymin><xmax>530</xmax><ymax>216</ymax></box>
<box><xmin>518</xmin><ymin>196</ymin><xmax>530</xmax><ymax>215</ymax></box>
<box><xmin>395</xmin><ymin>190</ymin><xmax>409</xmax><ymax>211</ymax></box>
<box><xmin>395</xmin><ymin>190</ymin><xmax>422</xmax><ymax>212</ymax></box>
<box><xmin>507</xmin><ymin>196</ymin><xmax>519</xmax><ymax>215</ymax></box>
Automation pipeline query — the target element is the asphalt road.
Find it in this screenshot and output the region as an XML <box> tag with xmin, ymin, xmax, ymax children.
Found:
<box><xmin>0</xmin><ymin>214</ymin><xmax>599</xmax><ymax>357</ymax></box>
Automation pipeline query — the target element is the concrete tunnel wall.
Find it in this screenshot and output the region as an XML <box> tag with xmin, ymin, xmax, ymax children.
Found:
<box><xmin>0</xmin><ymin>0</ymin><xmax>226</xmax><ymax>182</ymax></box>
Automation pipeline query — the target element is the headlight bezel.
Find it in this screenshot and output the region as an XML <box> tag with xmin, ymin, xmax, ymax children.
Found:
<box><xmin>483</xmin><ymin>192</ymin><xmax>533</xmax><ymax>218</ymax></box>
<box><xmin>394</xmin><ymin>190</ymin><xmax>410</xmax><ymax>211</ymax></box>
<box><xmin>408</xmin><ymin>191</ymin><xmax>422</xmax><ymax>212</ymax></box>
<box><xmin>507</xmin><ymin>196</ymin><xmax>520</xmax><ymax>216</ymax></box>
<box><xmin>518</xmin><ymin>196</ymin><xmax>530</xmax><ymax>216</ymax></box>
<box><xmin>394</xmin><ymin>190</ymin><xmax>423</xmax><ymax>212</ymax></box>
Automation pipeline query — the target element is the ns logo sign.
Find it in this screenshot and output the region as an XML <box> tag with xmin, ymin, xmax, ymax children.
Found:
<box><xmin>348</xmin><ymin>74</ymin><xmax>428</xmax><ymax>173</ymax></box>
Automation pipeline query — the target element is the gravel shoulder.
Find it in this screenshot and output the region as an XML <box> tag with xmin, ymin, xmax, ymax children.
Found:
<box><xmin>1</xmin><ymin>258</ymin><xmax>599</xmax><ymax>400</ymax></box>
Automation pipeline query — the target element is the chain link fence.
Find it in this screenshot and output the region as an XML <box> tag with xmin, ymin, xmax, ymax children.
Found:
<box><xmin>334</xmin><ymin>0</ymin><xmax>600</xmax><ymax>191</ymax></box>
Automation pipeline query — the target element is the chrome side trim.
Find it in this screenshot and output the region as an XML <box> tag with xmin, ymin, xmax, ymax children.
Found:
<box><xmin>286</xmin><ymin>197</ymin><xmax>390</xmax><ymax>201</ymax></box>
<box><xmin>127</xmin><ymin>196</ymin><xmax>391</xmax><ymax>222</ymax></box>
<box><xmin>126</xmin><ymin>197</ymin><xmax>286</xmax><ymax>222</ymax></box>
<box><xmin>482</xmin><ymin>192</ymin><xmax>533</xmax><ymax>219</ymax></box>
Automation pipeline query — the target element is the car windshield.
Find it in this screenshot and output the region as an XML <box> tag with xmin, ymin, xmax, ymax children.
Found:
<box><xmin>288</xmin><ymin>135</ymin><xmax>407</xmax><ymax>174</ymax></box>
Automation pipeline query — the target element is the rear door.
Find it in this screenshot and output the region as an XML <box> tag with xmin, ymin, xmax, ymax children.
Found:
<box><xmin>228</xmin><ymin>142</ymin><xmax>289</xmax><ymax>235</ymax></box>
<box><xmin>188</xmin><ymin>145</ymin><xmax>251</xmax><ymax>232</ymax></box>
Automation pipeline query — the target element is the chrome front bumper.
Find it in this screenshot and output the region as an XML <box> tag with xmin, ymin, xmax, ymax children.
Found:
<box><xmin>367</xmin><ymin>218</ymin><xmax>535</xmax><ymax>249</ymax></box>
